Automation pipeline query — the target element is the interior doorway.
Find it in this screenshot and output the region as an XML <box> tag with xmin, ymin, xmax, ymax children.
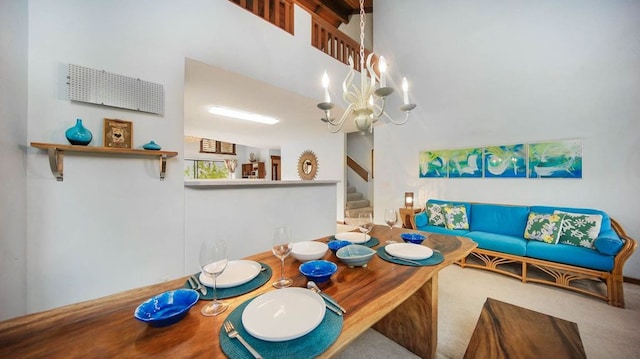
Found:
<box><xmin>271</xmin><ymin>155</ymin><xmax>281</xmax><ymax>180</ymax></box>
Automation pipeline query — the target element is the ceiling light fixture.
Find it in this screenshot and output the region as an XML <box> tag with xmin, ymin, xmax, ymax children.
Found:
<box><xmin>317</xmin><ymin>0</ymin><xmax>416</xmax><ymax>135</ymax></box>
<box><xmin>208</xmin><ymin>106</ymin><xmax>279</xmax><ymax>125</ymax></box>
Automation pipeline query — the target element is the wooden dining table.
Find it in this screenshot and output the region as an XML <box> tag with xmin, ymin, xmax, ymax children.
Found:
<box><xmin>0</xmin><ymin>225</ymin><xmax>476</xmax><ymax>358</ymax></box>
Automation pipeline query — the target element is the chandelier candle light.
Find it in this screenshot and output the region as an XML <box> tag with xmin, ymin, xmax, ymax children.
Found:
<box><xmin>317</xmin><ymin>0</ymin><xmax>417</xmax><ymax>134</ymax></box>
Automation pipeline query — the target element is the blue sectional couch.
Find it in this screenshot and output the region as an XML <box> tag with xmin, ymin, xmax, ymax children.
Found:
<box><xmin>410</xmin><ymin>199</ymin><xmax>637</xmax><ymax>307</ymax></box>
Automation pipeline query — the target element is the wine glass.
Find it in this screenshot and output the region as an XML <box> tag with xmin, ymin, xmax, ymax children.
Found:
<box><xmin>384</xmin><ymin>209</ymin><xmax>398</xmax><ymax>243</ymax></box>
<box><xmin>272</xmin><ymin>226</ymin><xmax>293</xmax><ymax>289</ymax></box>
<box><xmin>199</xmin><ymin>239</ymin><xmax>229</xmax><ymax>316</ymax></box>
<box><xmin>358</xmin><ymin>212</ymin><xmax>373</xmax><ymax>243</ymax></box>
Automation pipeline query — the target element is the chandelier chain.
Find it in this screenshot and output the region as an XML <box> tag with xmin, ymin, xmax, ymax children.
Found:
<box><xmin>359</xmin><ymin>0</ymin><xmax>365</xmax><ymax>70</ymax></box>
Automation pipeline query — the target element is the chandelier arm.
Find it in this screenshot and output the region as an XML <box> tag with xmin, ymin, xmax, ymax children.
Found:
<box><xmin>326</xmin><ymin>104</ymin><xmax>353</xmax><ymax>128</ymax></box>
<box><xmin>371</xmin><ymin>98</ymin><xmax>387</xmax><ymax>119</ymax></box>
<box><xmin>382</xmin><ymin>109</ymin><xmax>411</xmax><ymax>125</ymax></box>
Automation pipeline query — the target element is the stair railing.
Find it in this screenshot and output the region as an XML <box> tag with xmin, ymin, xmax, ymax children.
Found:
<box><xmin>229</xmin><ymin>0</ymin><xmax>294</xmax><ymax>34</ymax></box>
<box><xmin>347</xmin><ymin>155</ymin><xmax>369</xmax><ymax>182</ymax></box>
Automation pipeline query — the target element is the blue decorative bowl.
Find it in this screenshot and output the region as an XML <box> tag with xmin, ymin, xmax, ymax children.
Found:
<box><xmin>336</xmin><ymin>245</ymin><xmax>376</xmax><ymax>268</ymax></box>
<box><xmin>299</xmin><ymin>260</ymin><xmax>337</xmax><ymax>283</ymax></box>
<box><xmin>327</xmin><ymin>240</ymin><xmax>351</xmax><ymax>254</ymax></box>
<box><xmin>134</xmin><ymin>289</ymin><xmax>199</xmax><ymax>327</ymax></box>
<box><xmin>400</xmin><ymin>233</ymin><xmax>427</xmax><ymax>245</ymax></box>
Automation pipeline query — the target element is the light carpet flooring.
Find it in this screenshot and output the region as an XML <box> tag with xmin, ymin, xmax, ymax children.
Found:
<box><xmin>332</xmin><ymin>230</ymin><xmax>640</xmax><ymax>358</ymax></box>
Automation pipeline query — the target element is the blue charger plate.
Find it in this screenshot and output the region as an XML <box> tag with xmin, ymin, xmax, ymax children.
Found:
<box><xmin>183</xmin><ymin>262</ymin><xmax>272</xmax><ymax>300</ymax></box>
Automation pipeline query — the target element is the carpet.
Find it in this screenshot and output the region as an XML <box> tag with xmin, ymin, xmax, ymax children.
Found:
<box><xmin>335</xmin><ymin>265</ymin><xmax>640</xmax><ymax>359</ymax></box>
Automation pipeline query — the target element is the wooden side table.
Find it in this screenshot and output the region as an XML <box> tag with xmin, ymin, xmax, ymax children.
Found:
<box><xmin>399</xmin><ymin>207</ymin><xmax>422</xmax><ymax>229</ymax></box>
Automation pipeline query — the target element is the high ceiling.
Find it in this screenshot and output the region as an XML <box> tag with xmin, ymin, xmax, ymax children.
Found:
<box><xmin>295</xmin><ymin>0</ymin><xmax>373</xmax><ymax>27</ymax></box>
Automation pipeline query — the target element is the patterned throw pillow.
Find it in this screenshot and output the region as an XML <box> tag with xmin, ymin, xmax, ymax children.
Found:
<box><xmin>426</xmin><ymin>203</ymin><xmax>446</xmax><ymax>227</ymax></box>
<box><xmin>443</xmin><ymin>205</ymin><xmax>469</xmax><ymax>230</ymax></box>
<box><xmin>523</xmin><ymin>212</ymin><xmax>564</xmax><ymax>244</ymax></box>
<box><xmin>554</xmin><ymin>211</ymin><xmax>602</xmax><ymax>249</ymax></box>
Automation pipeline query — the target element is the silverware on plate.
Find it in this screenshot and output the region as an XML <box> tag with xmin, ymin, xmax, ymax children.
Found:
<box><xmin>190</xmin><ymin>274</ymin><xmax>207</xmax><ymax>296</ymax></box>
<box><xmin>224</xmin><ymin>320</ymin><xmax>263</xmax><ymax>359</ymax></box>
<box><xmin>307</xmin><ymin>281</ymin><xmax>346</xmax><ymax>314</ymax></box>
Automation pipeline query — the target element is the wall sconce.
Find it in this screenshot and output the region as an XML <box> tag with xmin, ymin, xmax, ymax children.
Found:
<box><xmin>404</xmin><ymin>192</ymin><xmax>414</xmax><ymax>209</ymax></box>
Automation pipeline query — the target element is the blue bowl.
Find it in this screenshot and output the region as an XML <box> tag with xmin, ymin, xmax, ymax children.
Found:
<box><xmin>400</xmin><ymin>232</ymin><xmax>427</xmax><ymax>245</ymax></box>
<box><xmin>327</xmin><ymin>240</ymin><xmax>351</xmax><ymax>254</ymax></box>
<box><xmin>299</xmin><ymin>260</ymin><xmax>338</xmax><ymax>283</ymax></box>
<box><xmin>336</xmin><ymin>245</ymin><xmax>376</xmax><ymax>268</ymax></box>
<box><xmin>134</xmin><ymin>289</ymin><xmax>199</xmax><ymax>327</ymax></box>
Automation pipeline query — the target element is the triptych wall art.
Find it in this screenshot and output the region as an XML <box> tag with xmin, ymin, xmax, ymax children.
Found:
<box><xmin>419</xmin><ymin>139</ymin><xmax>582</xmax><ymax>179</ymax></box>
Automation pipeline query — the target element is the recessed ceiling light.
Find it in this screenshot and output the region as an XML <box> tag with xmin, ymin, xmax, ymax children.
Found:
<box><xmin>208</xmin><ymin>106</ymin><xmax>279</xmax><ymax>125</ymax></box>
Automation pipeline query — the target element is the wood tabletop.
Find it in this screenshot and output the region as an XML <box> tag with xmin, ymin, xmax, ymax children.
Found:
<box><xmin>0</xmin><ymin>226</ymin><xmax>476</xmax><ymax>358</ymax></box>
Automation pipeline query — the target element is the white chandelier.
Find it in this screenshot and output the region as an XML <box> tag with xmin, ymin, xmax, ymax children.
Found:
<box><xmin>317</xmin><ymin>0</ymin><xmax>416</xmax><ymax>134</ymax></box>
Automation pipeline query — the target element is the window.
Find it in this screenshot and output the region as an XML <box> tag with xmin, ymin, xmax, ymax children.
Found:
<box><xmin>184</xmin><ymin>159</ymin><xmax>229</xmax><ymax>179</ymax></box>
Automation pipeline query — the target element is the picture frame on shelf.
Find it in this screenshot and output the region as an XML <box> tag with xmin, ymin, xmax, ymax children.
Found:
<box><xmin>103</xmin><ymin>118</ymin><xmax>133</xmax><ymax>149</ymax></box>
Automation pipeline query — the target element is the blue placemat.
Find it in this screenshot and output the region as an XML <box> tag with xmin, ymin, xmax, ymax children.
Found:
<box><xmin>330</xmin><ymin>236</ymin><xmax>380</xmax><ymax>248</ymax></box>
<box><xmin>219</xmin><ymin>293</ymin><xmax>343</xmax><ymax>359</ymax></box>
<box><xmin>376</xmin><ymin>247</ymin><xmax>444</xmax><ymax>266</ymax></box>
<box><xmin>183</xmin><ymin>262</ymin><xmax>272</xmax><ymax>300</ymax></box>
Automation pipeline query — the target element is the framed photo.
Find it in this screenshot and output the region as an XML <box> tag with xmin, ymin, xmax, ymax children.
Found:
<box><xmin>103</xmin><ymin>118</ymin><xmax>133</xmax><ymax>148</ymax></box>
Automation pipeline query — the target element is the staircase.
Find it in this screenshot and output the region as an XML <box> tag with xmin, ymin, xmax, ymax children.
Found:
<box><xmin>345</xmin><ymin>186</ymin><xmax>372</xmax><ymax>224</ymax></box>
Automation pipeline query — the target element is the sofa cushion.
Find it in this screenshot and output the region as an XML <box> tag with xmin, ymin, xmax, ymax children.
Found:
<box><xmin>523</xmin><ymin>212</ymin><xmax>564</xmax><ymax>244</ymax></box>
<box><xmin>466</xmin><ymin>231</ymin><xmax>527</xmax><ymax>256</ymax></box>
<box><xmin>593</xmin><ymin>230</ymin><xmax>624</xmax><ymax>256</ymax></box>
<box><xmin>418</xmin><ymin>225</ymin><xmax>470</xmax><ymax>237</ymax></box>
<box><xmin>444</xmin><ymin>205</ymin><xmax>470</xmax><ymax>230</ymax></box>
<box><xmin>414</xmin><ymin>212</ymin><xmax>429</xmax><ymax>228</ymax></box>
<box><xmin>526</xmin><ymin>241</ymin><xmax>614</xmax><ymax>271</ymax></box>
<box><xmin>426</xmin><ymin>202</ymin><xmax>446</xmax><ymax>226</ymax></box>
<box><xmin>555</xmin><ymin>211</ymin><xmax>602</xmax><ymax>249</ymax></box>
<box><xmin>428</xmin><ymin>199</ymin><xmax>472</xmax><ymax>223</ymax></box>
<box><xmin>530</xmin><ymin>205</ymin><xmax>612</xmax><ymax>233</ymax></box>
<box><xmin>470</xmin><ymin>203</ymin><xmax>530</xmax><ymax>237</ymax></box>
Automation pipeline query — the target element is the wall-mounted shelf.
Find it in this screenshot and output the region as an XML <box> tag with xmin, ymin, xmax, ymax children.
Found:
<box><xmin>30</xmin><ymin>142</ymin><xmax>178</xmax><ymax>181</ymax></box>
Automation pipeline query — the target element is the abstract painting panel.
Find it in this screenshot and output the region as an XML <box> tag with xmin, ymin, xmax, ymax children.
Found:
<box><xmin>484</xmin><ymin>144</ymin><xmax>527</xmax><ymax>178</ymax></box>
<box><xmin>528</xmin><ymin>140</ymin><xmax>582</xmax><ymax>178</ymax></box>
<box><xmin>419</xmin><ymin>150</ymin><xmax>448</xmax><ymax>178</ymax></box>
<box><xmin>448</xmin><ymin>147</ymin><xmax>483</xmax><ymax>178</ymax></box>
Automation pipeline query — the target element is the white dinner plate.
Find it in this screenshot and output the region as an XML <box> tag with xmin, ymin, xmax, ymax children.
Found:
<box><xmin>199</xmin><ymin>260</ymin><xmax>261</xmax><ymax>288</ymax></box>
<box><xmin>385</xmin><ymin>243</ymin><xmax>433</xmax><ymax>260</ymax></box>
<box><xmin>334</xmin><ymin>232</ymin><xmax>370</xmax><ymax>244</ymax></box>
<box><xmin>241</xmin><ymin>287</ymin><xmax>325</xmax><ymax>342</ymax></box>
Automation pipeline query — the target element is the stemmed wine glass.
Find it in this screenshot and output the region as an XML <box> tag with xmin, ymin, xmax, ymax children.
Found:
<box><xmin>272</xmin><ymin>226</ymin><xmax>293</xmax><ymax>289</ymax></box>
<box><xmin>358</xmin><ymin>212</ymin><xmax>373</xmax><ymax>243</ymax></box>
<box><xmin>199</xmin><ymin>239</ymin><xmax>229</xmax><ymax>316</ymax></box>
<box><xmin>384</xmin><ymin>209</ymin><xmax>398</xmax><ymax>243</ymax></box>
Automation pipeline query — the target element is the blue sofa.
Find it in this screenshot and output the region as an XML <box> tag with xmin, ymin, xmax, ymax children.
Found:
<box><xmin>410</xmin><ymin>199</ymin><xmax>637</xmax><ymax>307</ymax></box>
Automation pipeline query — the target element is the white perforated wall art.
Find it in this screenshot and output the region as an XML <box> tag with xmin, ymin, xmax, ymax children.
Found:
<box><xmin>67</xmin><ymin>64</ymin><xmax>164</xmax><ymax>115</ymax></box>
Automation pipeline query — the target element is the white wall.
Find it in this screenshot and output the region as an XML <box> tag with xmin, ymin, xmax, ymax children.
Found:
<box><xmin>282</xmin><ymin>133</ymin><xmax>346</xmax><ymax>222</ymax></box>
<box><xmin>9</xmin><ymin>0</ymin><xmax>347</xmax><ymax>318</ymax></box>
<box><xmin>373</xmin><ymin>0</ymin><xmax>640</xmax><ymax>278</ymax></box>
<box><xmin>0</xmin><ymin>0</ymin><xmax>28</xmax><ymax>320</ymax></box>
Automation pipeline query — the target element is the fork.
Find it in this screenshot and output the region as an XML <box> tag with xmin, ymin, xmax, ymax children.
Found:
<box><xmin>385</xmin><ymin>253</ymin><xmax>423</xmax><ymax>266</ymax></box>
<box><xmin>223</xmin><ymin>321</ymin><xmax>263</xmax><ymax>359</ymax></box>
<box><xmin>190</xmin><ymin>274</ymin><xmax>207</xmax><ymax>295</ymax></box>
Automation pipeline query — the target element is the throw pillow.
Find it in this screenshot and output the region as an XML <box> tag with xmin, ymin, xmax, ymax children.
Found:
<box><xmin>523</xmin><ymin>212</ymin><xmax>564</xmax><ymax>244</ymax></box>
<box><xmin>554</xmin><ymin>211</ymin><xmax>603</xmax><ymax>249</ymax></box>
<box><xmin>443</xmin><ymin>205</ymin><xmax>469</xmax><ymax>230</ymax></box>
<box><xmin>426</xmin><ymin>203</ymin><xmax>446</xmax><ymax>227</ymax></box>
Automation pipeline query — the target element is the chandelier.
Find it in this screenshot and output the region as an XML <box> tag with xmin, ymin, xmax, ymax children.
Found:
<box><xmin>317</xmin><ymin>0</ymin><xmax>416</xmax><ymax>134</ymax></box>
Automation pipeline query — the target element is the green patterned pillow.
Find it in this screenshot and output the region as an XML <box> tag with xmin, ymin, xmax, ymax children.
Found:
<box><xmin>523</xmin><ymin>212</ymin><xmax>564</xmax><ymax>244</ymax></box>
<box><xmin>443</xmin><ymin>205</ymin><xmax>469</xmax><ymax>230</ymax></box>
<box><xmin>426</xmin><ymin>203</ymin><xmax>446</xmax><ymax>227</ymax></box>
<box><xmin>555</xmin><ymin>211</ymin><xmax>602</xmax><ymax>249</ymax></box>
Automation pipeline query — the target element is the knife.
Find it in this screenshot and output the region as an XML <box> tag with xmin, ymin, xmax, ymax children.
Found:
<box><xmin>190</xmin><ymin>274</ymin><xmax>207</xmax><ymax>295</ymax></box>
<box><xmin>322</xmin><ymin>299</ymin><xmax>342</xmax><ymax>316</ymax></box>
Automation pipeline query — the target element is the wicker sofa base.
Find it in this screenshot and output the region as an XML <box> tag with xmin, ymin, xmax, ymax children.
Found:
<box><xmin>458</xmin><ymin>248</ymin><xmax>625</xmax><ymax>307</ymax></box>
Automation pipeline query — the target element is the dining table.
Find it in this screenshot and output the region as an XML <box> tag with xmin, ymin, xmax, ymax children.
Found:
<box><xmin>0</xmin><ymin>225</ymin><xmax>476</xmax><ymax>358</ymax></box>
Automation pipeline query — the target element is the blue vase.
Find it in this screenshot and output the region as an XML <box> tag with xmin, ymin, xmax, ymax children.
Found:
<box><xmin>143</xmin><ymin>140</ymin><xmax>161</xmax><ymax>150</ymax></box>
<box><xmin>65</xmin><ymin>118</ymin><xmax>93</xmax><ymax>146</ymax></box>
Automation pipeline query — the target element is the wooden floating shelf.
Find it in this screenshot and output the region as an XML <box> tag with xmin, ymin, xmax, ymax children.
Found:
<box><xmin>30</xmin><ymin>142</ymin><xmax>178</xmax><ymax>181</ymax></box>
